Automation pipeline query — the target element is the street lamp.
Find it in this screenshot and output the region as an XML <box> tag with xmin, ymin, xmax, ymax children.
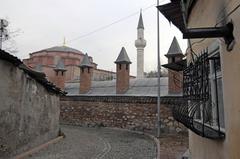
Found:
<box><xmin>157</xmin><ymin>0</ymin><xmax>161</xmax><ymax>139</ymax></box>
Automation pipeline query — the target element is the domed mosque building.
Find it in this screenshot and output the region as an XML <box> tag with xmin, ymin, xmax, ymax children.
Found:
<box><xmin>23</xmin><ymin>44</ymin><xmax>117</xmax><ymax>83</ymax></box>
<box><xmin>23</xmin><ymin>12</ymin><xmax>183</xmax><ymax>96</ymax></box>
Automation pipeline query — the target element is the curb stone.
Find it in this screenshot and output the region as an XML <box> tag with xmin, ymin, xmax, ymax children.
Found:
<box><xmin>14</xmin><ymin>136</ymin><xmax>64</xmax><ymax>159</ymax></box>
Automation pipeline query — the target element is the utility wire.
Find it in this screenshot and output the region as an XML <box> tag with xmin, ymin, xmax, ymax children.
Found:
<box><xmin>216</xmin><ymin>2</ymin><xmax>240</xmax><ymax>26</ymax></box>
<box><xmin>186</xmin><ymin>2</ymin><xmax>240</xmax><ymax>55</ymax></box>
<box><xmin>66</xmin><ymin>1</ymin><xmax>167</xmax><ymax>44</ymax></box>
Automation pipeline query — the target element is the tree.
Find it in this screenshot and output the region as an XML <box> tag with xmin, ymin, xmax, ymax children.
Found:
<box><xmin>144</xmin><ymin>68</ymin><xmax>168</xmax><ymax>78</ymax></box>
<box><xmin>0</xmin><ymin>19</ymin><xmax>22</xmax><ymax>54</ymax></box>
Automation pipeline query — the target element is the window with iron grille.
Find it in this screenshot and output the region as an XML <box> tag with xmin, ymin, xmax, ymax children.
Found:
<box><xmin>208</xmin><ymin>50</ymin><xmax>225</xmax><ymax>129</ymax></box>
<box><xmin>193</xmin><ymin>51</ymin><xmax>225</xmax><ymax>130</ymax></box>
<box><xmin>174</xmin><ymin>41</ymin><xmax>225</xmax><ymax>139</ymax></box>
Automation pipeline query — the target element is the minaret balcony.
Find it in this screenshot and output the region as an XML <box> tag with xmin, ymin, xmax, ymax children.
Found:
<box><xmin>135</xmin><ymin>39</ymin><xmax>146</xmax><ymax>48</ymax></box>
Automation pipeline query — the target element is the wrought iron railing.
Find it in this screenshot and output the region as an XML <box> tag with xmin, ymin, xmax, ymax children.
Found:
<box><xmin>172</xmin><ymin>51</ymin><xmax>225</xmax><ymax>139</ymax></box>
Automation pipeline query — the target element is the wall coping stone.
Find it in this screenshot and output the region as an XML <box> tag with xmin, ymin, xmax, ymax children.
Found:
<box><xmin>61</xmin><ymin>95</ymin><xmax>184</xmax><ymax>104</ymax></box>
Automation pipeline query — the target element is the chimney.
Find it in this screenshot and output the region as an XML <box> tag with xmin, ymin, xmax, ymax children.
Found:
<box><xmin>165</xmin><ymin>37</ymin><xmax>184</xmax><ymax>94</ymax></box>
<box><xmin>53</xmin><ymin>59</ymin><xmax>67</xmax><ymax>90</ymax></box>
<box><xmin>115</xmin><ymin>47</ymin><xmax>132</xmax><ymax>94</ymax></box>
<box><xmin>79</xmin><ymin>53</ymin><xmax>93</xmax><ymax>94</ymax></box>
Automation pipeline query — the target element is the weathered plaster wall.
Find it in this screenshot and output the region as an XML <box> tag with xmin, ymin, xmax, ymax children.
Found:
<box><xmin>0</xmin><ymin>59</ymin><xmax>60</xmax><ymax>158</ymax></box>
<box><xmin>187</xmin><ymin>0</ymin><xmax>240</xmax><ymax>158</ymax></box>
<box><xmin>60</xmin><ymin>96</ymin><xmax>186</xmax><ymax>133</ymax></box>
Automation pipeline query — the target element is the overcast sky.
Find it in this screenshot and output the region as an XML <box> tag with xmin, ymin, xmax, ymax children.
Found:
<box><xmin>1</xmin><ymin>0</ymin><xmax>187</xmax><ymax>76</ymax></box>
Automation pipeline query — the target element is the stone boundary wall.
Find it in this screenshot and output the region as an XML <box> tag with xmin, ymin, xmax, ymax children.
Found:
<box><xmin>60</xmin><ymin>95</ymin><xmax>186</xmax><ymax>133</ymax></box>
<box><xmin>0</xmin><ymin>59</ymin><xmax>60</xmax><ymax>158</ymax></box>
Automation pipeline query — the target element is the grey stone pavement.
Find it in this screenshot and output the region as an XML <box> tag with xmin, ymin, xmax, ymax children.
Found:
<box><xmin>27</xmin><ymin>125</ymin><xmax>157</xmax><ymax>159</ymax></box>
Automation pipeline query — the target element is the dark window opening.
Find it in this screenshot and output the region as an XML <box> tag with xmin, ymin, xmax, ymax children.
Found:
<box><xmin>81</xmin><ymin>68</ymin><xmax>84</xmax><ymax>73</ymax></box>
<box><xmin>126</xmin><ymin>64</ymin><xmax>129</xmax><ymax>70</ymax></box>
<box><xmin>119</xmin><ymin>64</ymin><xmax>121</xmax><ymax>70</ymax></box>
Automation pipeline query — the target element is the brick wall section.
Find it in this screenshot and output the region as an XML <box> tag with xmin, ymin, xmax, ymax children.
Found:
<box><xmin>79</xmin><ymin>67</ymin><xmax>92</xmax><ymax>93</ymax></box>
<box><xmin>52</xmin><ymin>71</ymin><xmax>66</xmax><ymax>90</ymax></box>
<box><xmin>168</xmin><ymin>55</ymin><xmax>183</xmax><ymax>94</ymax></box>
<box><xmin>60</xmin><ymin>96</ymin><xmax>186</xmax><ymax>133</ymax></box>
<box><xmin>116</xmin><ymin>64</ymin><xmax>130</xmax><ymax>94</ymax></box>
<box><xmin>168</xmin><ymin>70</ymin><xmax>183</xmax><ymax>94</ymax></box>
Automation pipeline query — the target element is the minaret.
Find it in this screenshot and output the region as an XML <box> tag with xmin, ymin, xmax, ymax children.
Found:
<box><xmin>135</xmin><ymin>11</ymin><xmax>146</xmax><ymax>78</ymax></box>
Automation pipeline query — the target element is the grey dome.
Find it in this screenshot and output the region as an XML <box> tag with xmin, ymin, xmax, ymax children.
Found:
<box><xmin>37</xmin><ymin>46</ymin><xmax>84</xmax><ymax>54</ymax></box>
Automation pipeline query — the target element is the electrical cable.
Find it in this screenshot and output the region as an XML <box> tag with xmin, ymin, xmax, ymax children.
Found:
<box><xmin>186</xmin><ymin>2</ymin><xmax>240</xmax><ymax>56</ymax></box>
<box><xmin>216</xmin><ymin>2</ymin><xmax>240</xmax><ymax>26</ymax></box>
<box><xmin>66</xmin><ymin>0</ymin><xmax>167</xmax><ymax>44</ymax></box>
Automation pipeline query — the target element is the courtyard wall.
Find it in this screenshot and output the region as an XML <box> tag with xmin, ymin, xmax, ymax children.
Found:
<box><xmin>0</xmin><ymin>51</ymin><xmax>61</xmax><ymax>158</ymax></box>
<box><xmin>60</xmin><ymin>95</ymin><xmax>186</xmax><ymax>133</ymax></box>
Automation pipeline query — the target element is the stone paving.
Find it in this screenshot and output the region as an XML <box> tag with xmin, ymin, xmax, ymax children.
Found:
<box><xmin>159</xmin><ymin>133</ymin><xmax>188</xmax><ymax>159</ymax></box>
<box><xmin>27</xmin><ymin>125</ymin><xmax>157</xmax><ymax>159</ymax></box>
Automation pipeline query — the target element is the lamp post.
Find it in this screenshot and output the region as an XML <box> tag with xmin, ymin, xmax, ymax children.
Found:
<box><xmin>157</xmin><ymin>0</ymin><xmax>161</xmax><ymax>139</ymax></box>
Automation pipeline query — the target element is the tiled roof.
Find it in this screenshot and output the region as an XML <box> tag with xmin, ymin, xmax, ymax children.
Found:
<box><xmin>65</xmin><ymin>77</ymin><xmax>170</xmax><ymax>97</ymax></box>
<box><xmin>115</xmin><ymin>47</ymin><xmax>131</xmax><ymax>64</ymax></box>
<box><xmin>0</xmin><ymin>49</ymin><xmax>65</xmax><ymax>95</ymax></box>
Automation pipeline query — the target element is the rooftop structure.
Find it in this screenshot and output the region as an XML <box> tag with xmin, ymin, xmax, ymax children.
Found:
<box><xmin>35</xmin><ymin>46</ymin><xmax>84</xmax><ymax>54</ymax></box>
<box><xmin>115</xmin><ymin>47</ymin><xmax>131</xmax><ymax>64</ymax></box>
<box><xmin>80</xmin><ymin>53</ymin><xmax>93</xmax><ymax>67</ymax></box>
<box><xmin>165</xmin><ymin>37</ymin><xmax>184</xmax><ymax>57</ymax></box>
<box><xmin>65</xmin><ymin>77</ymin><xmax>169</xmax><ymax>97</ymax></box>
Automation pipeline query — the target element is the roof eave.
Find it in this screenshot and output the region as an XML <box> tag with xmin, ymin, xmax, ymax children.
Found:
<box><xmin>114</xmin><ymin>61</ymin><xmax>132</xmax><ymax>64</ymax></box>
<box><xmin>157</xmin><ymin>2</ymin><xmax>185</xmax><ymax>33</ymax></box>
<box><xmin>165</xmin><ymin>53</ymin><xmax>184</xmax><ymax>58</ymax></box>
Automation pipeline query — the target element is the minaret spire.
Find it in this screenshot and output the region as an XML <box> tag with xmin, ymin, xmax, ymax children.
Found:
<box><xmin>137</xmin><ymin>10</ymin><xmax>144</xmax><ymax>29</ymax></box>
<box><xmin>63</xmin><ymin>37</ymin><xmax>66</xmax><ymax>46</ymax></box>
<box><xmin>135</xmin><ymin>11</ymin><xmax>146</xmax><ymax>78</ymax></box>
